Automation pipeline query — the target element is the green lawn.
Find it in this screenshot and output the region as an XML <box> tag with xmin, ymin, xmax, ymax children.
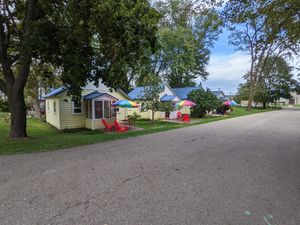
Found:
<box><xmin>0</xmin><ymin>107</ymin><xmax>278</xmax><ymax>155</ymax></box>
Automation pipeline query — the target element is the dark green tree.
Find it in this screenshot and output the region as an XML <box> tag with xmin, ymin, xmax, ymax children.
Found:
<box><xmin>136</xmin><ymin>0</ymin><xmax>222</xmax><ymax>88</ymax></box>
<box><xmin>188</xmin><ymin>88</ymin><xmax>221</xmax><ymax>117</ymax></box>
<box><xmin>0</xmin><ymin>0</ymin><xmax>159</xmax><ymax>138</ymax></box>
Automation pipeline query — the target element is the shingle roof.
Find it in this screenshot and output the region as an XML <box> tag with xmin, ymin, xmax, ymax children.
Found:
<box><xmin>43</xmin><ymin>86</ymin><xmax>66</xmax><ymax>98</ymax></box>
<box><xmin>128</xmin><ymin>87</ymin><xmax>146</xmax><ymax>100</ymax></box>
<box><xmin>160</xmin><ymin>95</ymin><xmax>177</xmax><ymax>102</ymax></box>
<box><xmin>211</xmin><ymin>91</ymin><xmax>225</xmax><ymax>97</ymax></box>
<box><xmin>172</xmin><ymin>87</ymin><xmax>202</xmax><ymax>100</ymax></box>
<box><xmin>83</xmin><ymin>91</ymin><xmax>105</xmax><ymax>100</ymax></box>
<box><xmin>83</xmin><ymin>91</ymin><xmax>118</xmax><ymax>100</ymax></box>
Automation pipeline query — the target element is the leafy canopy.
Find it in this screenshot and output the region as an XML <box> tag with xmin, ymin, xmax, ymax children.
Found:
<box><xmin>188</xmin><ymin>88</ymin><xmax>221</xmax><ymax>118</ymax></box>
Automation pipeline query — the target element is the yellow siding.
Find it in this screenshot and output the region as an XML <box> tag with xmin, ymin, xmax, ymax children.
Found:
<box><xmin>180</xmin><ymin>106</ymin><xmax>191</xmax><ymax>114</ymax></box>
<box><xmin>92</xmin><ymin>118</ymin><xmax>115</xmax><ymax>130</ymax></box>
<box><xmin>45</xmin><ymin>87</ymin><xmax>131</xmax><ymax>130</ymax></box>
<box><xmin>58</xmin><ymin>92</ymin><xmax>85</xmax><ymax>129</ymax></box>
<box><xmin>85</xmin><ymin>119</ymin><xmax>92</xmax><ymax>129</ymax></box>
<box><xmin>45</xmin><ymin>98</ymin><xmax>61</xmax><ymax>129</ymax></box>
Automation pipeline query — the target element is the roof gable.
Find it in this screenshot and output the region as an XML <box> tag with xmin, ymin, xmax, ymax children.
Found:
<box><xmin>172</xmin><ymin>87</ymin><xmax>202</xmax><ymax>100</ymax></box>
<box><xmin>83</xmin><ymin>91</ymin><xmax>118</xmax><ymax>100</ymax></box>
<box><xmin>43</xmin><ymin>87</ymin><xmax>66</xmax><ymax>98</ymax></box>
<box><xmin>160</xmin><ymin>94</ymin><xmax>177</xmax><ymax>102</ymax></box>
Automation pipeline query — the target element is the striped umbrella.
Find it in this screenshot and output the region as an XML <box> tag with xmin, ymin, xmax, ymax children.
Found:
<box><xmin>175</xmin><ymin>100</ymin><xmax>196</xmax><ymax>107</ymax></box>
<box><xmin>223</xmin><ymin>100</ymin><xmax>232</xmax><ymax>106</ymax></box>
<box><xmin>112</xmin><ymin>100</ymin><xmax>139</xmax><ymax>120</ymax></box>
<box><xmin>112</xmin><ymin>100</ymin><xmax>139</xmax><ymax>108</ymax></box>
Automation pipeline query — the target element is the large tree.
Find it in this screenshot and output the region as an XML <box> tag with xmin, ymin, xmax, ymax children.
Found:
<box><xmin>223</xmin><ymin>0</ymin><xmax>300</xmax><ymax>110</ymax></box>
<box><xmin>236</xmin><ymin>56</ymin><xmax>298</xmax><ymax>108</ymax></box>
<box><xmin>136</xmin><ymin>0</ymin><xmax>222</xmax><ymax>88</ymax></box>
<box><xmin>0</xmin><ymin>0</ymin><xmax>159</xmax><ymax>138</ymax></box>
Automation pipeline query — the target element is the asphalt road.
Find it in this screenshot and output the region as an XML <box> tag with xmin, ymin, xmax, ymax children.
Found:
<box><xmin>0</xmin><ymin>108</ymin><xmax>300</xmax><ymax>225</ymax></box>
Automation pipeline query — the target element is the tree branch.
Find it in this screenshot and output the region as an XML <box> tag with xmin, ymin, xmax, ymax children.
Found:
<box><xmin>4</xmin><ymin>0</ymin><xmax>20</xmax><ymax>35</ymax></box>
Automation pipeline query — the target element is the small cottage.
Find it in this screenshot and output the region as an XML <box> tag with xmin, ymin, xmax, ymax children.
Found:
<box><xmin>44</xmin><ymin>81</ymin><xmax>129</xmax><ymax>130</ymax></box>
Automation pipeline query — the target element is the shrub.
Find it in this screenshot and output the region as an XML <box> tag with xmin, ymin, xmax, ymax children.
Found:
<box><xmin>188</xmin><ymin>89</ymin><xmax>221</xmax><ymax>118</ymax></box>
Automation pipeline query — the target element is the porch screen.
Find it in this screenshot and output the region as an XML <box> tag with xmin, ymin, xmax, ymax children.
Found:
<box><xmin>95</xmin><ymin>101</ymin><xmax>103</xmax><ymax>119</ymax></box>
<box><xmin>104</xmin><ymin>101</ymin><xmax>111</xmax><ymax>118</ymax></box>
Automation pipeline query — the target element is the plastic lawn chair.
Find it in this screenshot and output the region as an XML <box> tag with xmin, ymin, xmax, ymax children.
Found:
<box><xmin>102</xmin><ymin>119</ymin><xmax>114</xmax><ymax>131</ymax></box>
<box><xmin>177</xmin><ymin>111</ymin><xmax>182</xmax><ymax>120</ymax></box>
<box><xmin>114</xmin><ymin>120</ymin><xmax>128</xmax><ymax>133</ymax></box>
<box><xmin>182</xmin><ymin>114</ymin><xmax>190</xmax><ymax>123</ymax></box>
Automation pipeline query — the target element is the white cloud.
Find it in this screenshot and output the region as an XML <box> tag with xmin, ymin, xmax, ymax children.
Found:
<box><xmin>196</xmin><ymin>52</ymin><xmax>250</xmax><ymax>94</ymax></box>
<box><xmin>207</xmin><ymin>51</ymin><xmax>250</xmax><ymax>81</ymax></box>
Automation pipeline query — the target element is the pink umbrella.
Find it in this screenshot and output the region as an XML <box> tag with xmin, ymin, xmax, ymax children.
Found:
<box><xmin>223</xmin><ymin>100</ymin><xmax>232</xmax><ymax>106</ymax></box>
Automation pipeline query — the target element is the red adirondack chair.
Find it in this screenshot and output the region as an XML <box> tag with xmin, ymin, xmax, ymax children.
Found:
<box><xmin>177</xmin><ymin>111</ymin><xmax>182</xmax><ymax>120</ymax></box>
<box><xmin>102</xmin><ymin>119</ymin><xmax>114</xmax><ymax>131</ymax></box>
<box><xmin>182</xmin><ymin>114</ymin><xmax>190</xmax><ymax>123</ymax></box>
<box><xmin>114</xmin><ymin>120</ymin><xmax>128</xmax><ymax>133</ymax></box>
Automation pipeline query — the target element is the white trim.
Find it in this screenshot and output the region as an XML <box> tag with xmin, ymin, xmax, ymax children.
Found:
<box><xmin>92</xmin><ymin>100</ymin><xmax>95</xmax><ymax>130</ymax></box>
<box><xmin>71</xmin><ymin>100</ymin><xmax>83</xmax><ymax>115</ymax></box>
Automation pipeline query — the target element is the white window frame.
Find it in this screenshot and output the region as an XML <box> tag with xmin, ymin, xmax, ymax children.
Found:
<box><xmin>72</xmin><ymin>100</ymin><xmax>83</xmax><ymax>114</ymax></box>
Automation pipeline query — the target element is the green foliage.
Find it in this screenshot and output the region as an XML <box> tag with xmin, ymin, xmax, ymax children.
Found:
<box><xmin>0</xmin><ymin>0</ymin><xmax>160</xmax><ymax>138</ymax></box>
<box><xmin>139</xmin><ymin>76</ymin><xmax>164</xmax><ymax>121</ymax></box>
<box><xmin>128</xmin><ymin>112</ymin><xmax>141</xmax><ymax>122</ymax></box>
<box><xmin>236</xmin><ymin>56</ymin><xmax>297</xmax><ymax>108</ymax></box>
<box><xmin>136</xmin><ymin>0</ymin><xmax>222</xmax><ymax>88</ymax></box>
<box><xmin>0</xmin><ymin>99</ymin><xmax>9</xmax><ymax>112</ymax></box>
<box><xmin>160</xmin><ymin>102</ymin><xmax>174</xmax><ymax>113</ymax></box>
<box><xmin>188</xmin><ymin>89</ymin><xmax>221</xmax><ymax>117</ymax></box>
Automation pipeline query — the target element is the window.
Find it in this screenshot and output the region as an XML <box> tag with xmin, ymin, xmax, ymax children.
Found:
<box><xmin>104</xmin><ymin>101</ymin><xmax>111</xmax><ymax>118</ymax></box>
<box><xmin>112</xmin><ymin>101</ymin><xmax>117</xmax><ymax>117</ymax></box>
<box><xmin>95</xmin><ymin>101</ymin><xmax>103</xmax><ymax>119</ymax></box>
<box><xmin>72</xmin><ymin>101</ymin><xmax>82</xmax><ymax>114</ymax></box>
<box><xmin>85</xmin><ymin>101</ymin><xmax>93</xmax><ymax>119</ymax></box>
<box><xmin>53</xmin><ymin>101</ymin><xmax>56</xmax><ymax>114</ymax></box>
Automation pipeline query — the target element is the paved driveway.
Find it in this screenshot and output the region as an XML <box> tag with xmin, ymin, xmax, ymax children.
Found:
<box><xmin>1</xmin><ymin>108</ymin><xmax>300</xmax><ymax>225</ymax></box>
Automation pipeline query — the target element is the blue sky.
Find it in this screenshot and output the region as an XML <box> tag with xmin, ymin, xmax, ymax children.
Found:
<box><xmin>200</xmin><ymin>29</ymin><xmax>250</xmax><ymax>95</ymax></box>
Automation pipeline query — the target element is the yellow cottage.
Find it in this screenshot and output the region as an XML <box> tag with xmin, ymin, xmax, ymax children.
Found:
<box><xmin>44</xmin><ymin>81</ymin><xmax>130</xmax><ymax>130</ymax></box>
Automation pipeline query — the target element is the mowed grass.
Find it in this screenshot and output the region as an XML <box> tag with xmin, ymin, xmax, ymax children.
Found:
<box><xmin>0</xmin><ymin>107</ymin><xmax>278</xmax><ymax>155</ymax></box>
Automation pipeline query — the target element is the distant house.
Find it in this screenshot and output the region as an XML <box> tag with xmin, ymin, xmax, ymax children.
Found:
<box><xmin>280</xmin><ymin>92</ymin><xmax>300</xmax><ymax>105</ymax></box>
<box><xmin>44</xmin><ymin>81</ymin><xmax>129</xmax><ymax>130</ymax></box>
<box><xmin>128</xmin><ymin>83</ymin><xmax>183</xmax><ymax>119</ymax></box>
<box><xmin>173</xmin><ymin>87</ymin><xmax>227</xmax><ymax>101</ymax></box>
<box><xmin>128</xmin><ymin>84</ymin><xmax>227</xmax><ymax>119</ymax></box>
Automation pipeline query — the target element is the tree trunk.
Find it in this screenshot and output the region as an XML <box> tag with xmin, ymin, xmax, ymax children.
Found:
<box><xmin>32</xmin><ymin>97</ymin><xmax>41</xmax><ymax>119</ymax></box>
<box><xmin>7</xmin><ymin>86</ymin><xmax>28</xmax><ymax>139</ymax></box>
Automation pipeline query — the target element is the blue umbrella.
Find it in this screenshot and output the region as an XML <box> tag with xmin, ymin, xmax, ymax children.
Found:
<box><xmin>230</xmin><ymin>100</ymin><xmax>238</xmax><ymax>106</ymax></box>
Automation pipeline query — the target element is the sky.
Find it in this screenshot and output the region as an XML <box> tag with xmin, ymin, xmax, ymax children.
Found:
<box><xmin>202</xmin><ymin>25</ymin><xmax>300</xmax><ymax>96</ymax></box>
<box><xmin>201</xmin><ymin>29</ymin><xmax>250</xmax><ymax>95</ymax></box>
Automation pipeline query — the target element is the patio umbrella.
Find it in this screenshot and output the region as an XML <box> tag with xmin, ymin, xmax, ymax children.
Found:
<box><xmin>112</xmin><ymin>100</ymin><xmax>139</xmax><ymax>120</ymax></box>
<box><xmin>223</xmin><ymin>100</ymin><xmax>232</xmax><ymax>106</ymax></box>
<box><xmin>175</xmin><ymin>100</ymin><xmax>196</xmax><ymax>107</ymax></box>
<box><xmin>175</xmin><ymin>100</ymin><xmax>196</xmax><ymax>114</ymax></box>
<box><xmin>112</xmin><ymin>100</ymin><xmax>139</xmax><ymax>108</ymax></box>
<box><xmin>230</xmin><ymin>100</ymin><xmax>238</xmax><ymax>106</ymax></box>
